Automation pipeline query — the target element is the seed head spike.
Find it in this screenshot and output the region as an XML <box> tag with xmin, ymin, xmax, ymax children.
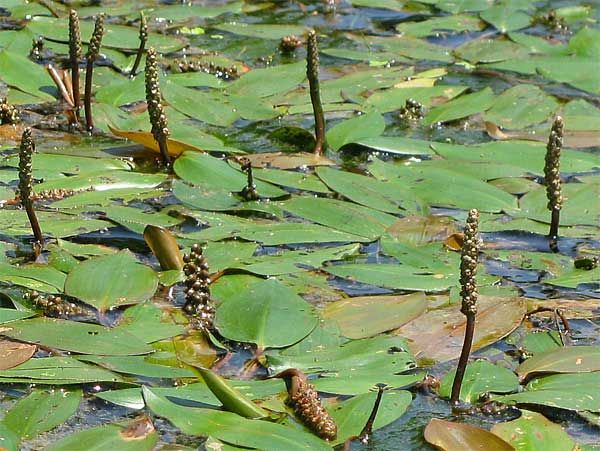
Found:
<box><xmin>306</xmin><ymin>30</ymin><xmax>325</xmax><ymax>156</ymax></box>
<box><xmin>69</xmin><ymin>9</ymin><xmax>82</xmax><ymax>122</ymax></box>
<box><xmin>544</xmin><ymin>117</ymin><xmax>563</xmax><ymax>252</ymax></box>
<box><xmin>272</xmin><ymin>369</ymin><xmax>337</xmax><ymax>440</ymax></box>
<box><xmin>84</xmin><ymin>13</ymin><xmax>105</xmax><ymax>132</ymax></box>
<box><xmin>144</xmin><ymin>47</ymin><xmax>171</xmax><ymax>168</ymax></box>
<box><xmin>450</xmin><ymin>209</ymin><xmax>480</xmax><ymax>405</ymax></box>
<box><xmin>0</xmin><ymin>98</ymin><xmax>19</xmax><ymax>124</ymax></box>
<box><xmin>86</xmin><ymin>13</ymin><xmax>105</xmax><ymax>61</ymax></box>
<box><xmin>459</xmin><ymin>209</ymin><xmax>481</xmax><ymax>316</ymax></box>
<box><xmin>182</xmin><ymin>244</ymin><xmax>215</xmax><ymax>330</ymax></box>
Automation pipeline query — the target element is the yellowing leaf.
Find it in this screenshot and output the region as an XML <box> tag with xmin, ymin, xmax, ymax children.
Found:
<box><xmin>108</xmin><ymin>125</ymin><xmax>204</xmax><ymax>157</ymax></box>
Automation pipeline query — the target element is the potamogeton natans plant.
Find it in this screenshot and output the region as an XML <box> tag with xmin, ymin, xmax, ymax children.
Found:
<box><xmin>84</xmin><ymin>13</ymin><xmax>105</xmax><ymax>132</ymax></box>
<box><xmin>544</xmin><ymin>116</ymin><xmax>564</xmax><ymax>253</ymax></box>
<box><xmin>450</xmin><ymin>209</ymin><xmax>481</xmax><ymax>405</ymax></box>
<box><xmin>144</xmin><ymin>47</ymin><xmax>171</xmax><ymax>168</ymax></box>
<box><xmin>68</xmin><ymin>9</ymin><xmax>82</xmax><ymax>123</ymax></box>
<box><xmin>306</xmin><ymin>30</ymin><xmax>325</xmax><ymax>156</ymax></box>
<box><xmin>272</xmin><ymin>368</ymin><xmax>337</xmax><ymax>441</ymax></box>
<box><xmin>18</xmin><ymin>128</ymin><xmax>44</xmax><ymax>254</ymax></box>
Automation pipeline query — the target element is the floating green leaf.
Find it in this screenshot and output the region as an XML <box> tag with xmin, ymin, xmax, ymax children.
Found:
<box><xmin>1</xmin><ymin>389</ymin><xmax>81</xmax><ymax>441</ymax></box>
<box><xmin>214</xmin><ymin>276</ymin><xmax>317</xmax><ymax>349</ymax></box>
<box><xmin>65</xmin><ymin>251</ymin><xmax>158</xmax><ymax>311</ymax></box>
<box><xmin>439</xmin><ymin>360</ymin><xmax>520</xmax><ymax>403</ymax></box>
<box><xmin>0</xmin><ymin>318</ymin><xmax>153</xmax><ymax>355</ymax></box>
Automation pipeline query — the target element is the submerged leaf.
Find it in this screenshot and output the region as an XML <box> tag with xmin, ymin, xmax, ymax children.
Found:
<box><xmin>395</xmin><ymin>295</ymin><xmax>526</xmax><ymax>363</ymax></box>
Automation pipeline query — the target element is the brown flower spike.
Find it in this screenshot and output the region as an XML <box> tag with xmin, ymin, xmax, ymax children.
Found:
<box><xmin>450</xmin><ymin>209</ymin><xmax>481</xmax><ymax>404</ymax></box>
<box><xmin>84</xmin><ymin>13</ymin><xmax>105</xmax><ymax>131</ymax></box>
<box><xmin>273</xmin><ymin>369</ymin><xmax>337</xmax><ymax>441</ymax></box>
<box><xmin>69</xmin><ymin>9</ymin><xmax>82</xmax><ymax>122</ymax></box>
<box><xmin>182</xmin><ymin>244</ymin><xmax>215</xmax><ymax>330</ymax></box>
<box><xmin>240</xmin><ymin>157</ymin><xmax>259</xmax><ymax>201</ymax></box>
<box><xmin>0</xmin><ymin>98</ymin><xmax>19</xmax><ymax>125</ymax></box>
<box><xmin>544</xmin><ymin>116</ymin><xmax>563</xmax><ymax>252</ymax></box>
<box><xmin>145</xmin><ymin>47</ymin><xmax>171</xmax><ymax>167</ymax></box>
<box><xmin>18</xmin><ymin>128</ymin><xmax>44</xmax><ymax>253</ymax></box>
<box><xmin>306</xmin><ymin>30</ymin><xmax>325</xmax><ymax>156</ymax></box>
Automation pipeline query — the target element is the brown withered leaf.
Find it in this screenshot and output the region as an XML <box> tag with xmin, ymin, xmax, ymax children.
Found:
<box><xmin>108</xmin><ymin>125</ymin><xmax>204</xmax><ymax>157</ymax></box>
<box><xmin>394</xmin><ymin>295</ymin><xmax>526</xmax><ymax>363</ymax></box>
<box><xmin>424</xmin><ymin>418</ymin><xmax>514</xmax><ymax>451</ymax></box>
<box><xmin>485</xmin><ymin>121</ymin><xmax>600</xmax><ymax>148</ymax></box>
<box><xmin>0</xmin><ymin>124</ymin><xmax>26</xmax><ymax>143</ymax></box>
<box><xmin>323</xmin><ymin>292</ymin><xmax>427</xmax><ymax>339</ymax></box>
<box><xmin>120</xmin><ymin>416</ymin><xmax>155</xmax><ymax>441</ymax></box>
<box><xmin>444</xmin><ymin>233</ymin><xmax>463</xmax><ymax>251</ymax></box>
<box><xmin>240</xmin><ymin>152</ymin><xmax>335</xmax><ymax>169</ymax></box>
<box><xmin>0</xmin><ymin>338</ymin><xmax>36</xmax><ymax>370</ymax></box>
<box><xmin>527</xmin><ymin>298</ymin><xmax>600</xmax><ymax>319</ymax></box>
<box><xmin>386</xmin><ymin>215</ymin><xmax>459</xmax><ymax>246</ymax></box>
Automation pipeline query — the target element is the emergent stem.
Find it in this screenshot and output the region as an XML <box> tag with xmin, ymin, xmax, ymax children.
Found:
<box><xmin>450</xmin><ymin>312</ymin><xmax>475</xmax><ymax>404</ymax></box>
<box><xmin>307</xmin><ymin>30</ymin><xmax>325</xmax><ymax>156</ymax></box>
<box><xmin>549</xmin><ymin>209</ymin><xmax>560</xmax><ymax>253</ymax></box>
<box><xmin>130</xmin><ymin>12</ymin><xmax>148</xmax><ymax>78</ymax></box>
<box><xmin>84</xmin><ymin>59</ymin><xmax>94</xmax><ymax>130</ymax></box>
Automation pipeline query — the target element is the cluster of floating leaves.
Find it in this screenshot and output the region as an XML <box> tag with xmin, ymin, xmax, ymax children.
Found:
<box><xmin>0</xmin><ymin>0</ymin><xmax>598</xmax><ymax>450</ymax></box>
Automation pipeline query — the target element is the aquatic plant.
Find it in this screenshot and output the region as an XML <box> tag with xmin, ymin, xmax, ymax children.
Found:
<box><xmin>239</xmin><ymin>157</ymin><xmax>259</xmax><ymax>201</ymax></box>
<box><xmin>130</xmin><ymin>12</ymin><xmax>147</xmax><ymax>77</ymax></box>
<box><xmin>544</xmin><ymin>116</ymin><xmax>564</xmax><ymax>253</ymax></box>
<box><xmin>306</xmin><ymin>30</ymin><xmax>325</xmax><ymax>156</ymax></box>
<box><xmin>273</xmin><ymin>368</ymin><xmax>337</xmax><ymax>440</ymax></box>
<box><xmin>451</xmin><ymin>209</ymin><xmax>481</xmax><ymax>404</ymax></box>
<box><xmin>144</xmin><ymin>47</ymin><xmax>171</xmax><ymax>167</ymax></box>
<box><xmin>182</xmin><ymin>244</ymin><xmax>215</xmax><ymax>330</ymax></box>
<box><xmin>84</xmin><ymin>13</ymin><xmax>105</xmax><ymax>132</ymax></box>
<box><xmin>0</xmin><ymin>98</ymin><xmax>19</xmax><ymax>124</ymax></box>
<box><xmin>68</xmin><ymin>9</ymin><xmax>82</xmax><ymax>123</ymax></box>
<box><xmin>18</xmin><ymin>128</ymin><xmax>44</xmax><ymax>253</ymax></box>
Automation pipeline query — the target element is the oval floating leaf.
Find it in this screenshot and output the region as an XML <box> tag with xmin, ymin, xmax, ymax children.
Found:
<box><xmin>438</xmin><ymin>360</ymin><xmax>520</xmax><ymax>403</ymax></box>
<box><xmin>323</xmin><ymin>293</ymin><xmax>427</xmax><ymax>339</ymax></box>
<box><xmin>65</xmin><ymin>250</ymin><xmax>158</xmax><ymax>311</ymax></box>
<box><xmin>2</xmin><ymin>389</ymin><xmax>81</xmax><ymax>442</ymax></box>
<box><xmin>0</xmin><ymin>318</ymin><xmax>153</xmax><ymax>355</ymax></box>
<box><xmin>491</xmin><ymin>410</ymin><xmax>577</xmax><ymax>450</ymax></box>
<box><xmin>214</xmin><ymin>276</ymin><xmax>317</xmax><ymax>349</ymax></box>
<box><xmin>517</xmin><ymin>346</ymin><xmax>600</xmax><ymax>381</ymax></box>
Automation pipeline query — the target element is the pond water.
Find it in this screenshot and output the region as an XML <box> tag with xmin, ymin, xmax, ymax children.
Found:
<box><xmin>0</xmin><ymin>0</ymin><xmax>599</xmax><ymax>450</ymax></box>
